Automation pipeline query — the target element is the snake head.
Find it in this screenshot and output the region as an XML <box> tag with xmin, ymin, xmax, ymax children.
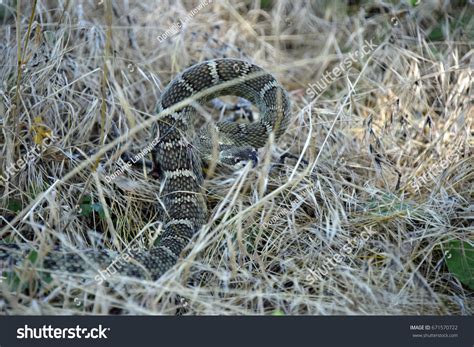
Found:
<box><xmin>219</xmin><ymin>146</ymin><xmax>258</xmax><ymax>170</ymax></box>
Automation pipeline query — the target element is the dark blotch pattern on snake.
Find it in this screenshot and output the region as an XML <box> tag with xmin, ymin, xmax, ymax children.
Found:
<box><xmin>1</xmin><ymin>58</ymin><xmax>291</xmax><ymax>281</ymax></box>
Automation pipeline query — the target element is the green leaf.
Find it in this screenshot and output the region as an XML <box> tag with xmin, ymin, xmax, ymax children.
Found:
<box><xmin>7</xmin><ymin>199</ymin><xmax>22</xmax><ymax>213</ymax></box>
<box><xmin>81</xmin><ymin>196</ymin><xmax>92</xmax><ymax>204</ymax></box>
<box><xmin>429</xmin><ymin>26</ymin><xmax>444</xmax><ymax>41</ymax></box>
<box><xmin>91</xmin><ymin>203</ymin><xmax>106</xmax><ymax>219</ymax></box>
<box><xmin>40</xmin><ymin>272</ymin><xmax>53</xmax><ymax>284</ymax></box>
<box><xmin>446</xmin><ymin>240</ymin><xmax>474</xmax><ymax>290</ymax></box>
<box><xmin>272</xmin><ymin>309</ymin><xmax>285</xmax><ymax>316</ymax></box>
<box><xmin>79</xmin><ymin>203</ymin><xmax>93</xmax><ymax>217</ymax></box>
<box><xmin>5</xmin><ymin>271</ymin><xmax>22</xmax><ymax>292</ymax></box>
<box><xmin>260</xmin><ymin>0</ymin><xmax>272</xmax><ymax>9</ymax></box>
<box><xmin>28</xmin><ymin>250</ymin><xmax>38</xmax><ymax>264</ymax></box>
<box><xmin>79</xmin><ymin>196</ymin><xmax>106</xmax><ymax>219</ymax></box>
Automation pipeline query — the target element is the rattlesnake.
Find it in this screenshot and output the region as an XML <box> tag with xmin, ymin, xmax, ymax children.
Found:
<box><xmin>1</xmin><ymin>58</ymin><xmax>291</xmax><ymax>281</ymax></box>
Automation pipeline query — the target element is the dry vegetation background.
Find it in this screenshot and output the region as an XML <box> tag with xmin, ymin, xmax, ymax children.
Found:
<box><xmin>0</xmin><ymin>0</ymin><xmax>472</xmax><ymax>315</ymax></box>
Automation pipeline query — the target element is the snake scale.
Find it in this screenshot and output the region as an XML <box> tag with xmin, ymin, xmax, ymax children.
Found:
<box><xmin>1</xmin><ymin>58</ymin><xmax>291</xmax><ymax>281</ymax></box>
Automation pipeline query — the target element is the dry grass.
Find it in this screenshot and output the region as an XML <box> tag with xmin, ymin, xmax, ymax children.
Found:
<box><xmin>0</xmin><ymin>0</ymin><xmax>472</xmax><ymax>315</ymax></box>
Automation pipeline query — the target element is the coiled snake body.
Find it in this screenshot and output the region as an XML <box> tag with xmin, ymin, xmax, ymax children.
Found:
<box><xmin>2</xmin><ymin>58</ymin><xmax>291</xmax><ymax>281</ymax></box>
